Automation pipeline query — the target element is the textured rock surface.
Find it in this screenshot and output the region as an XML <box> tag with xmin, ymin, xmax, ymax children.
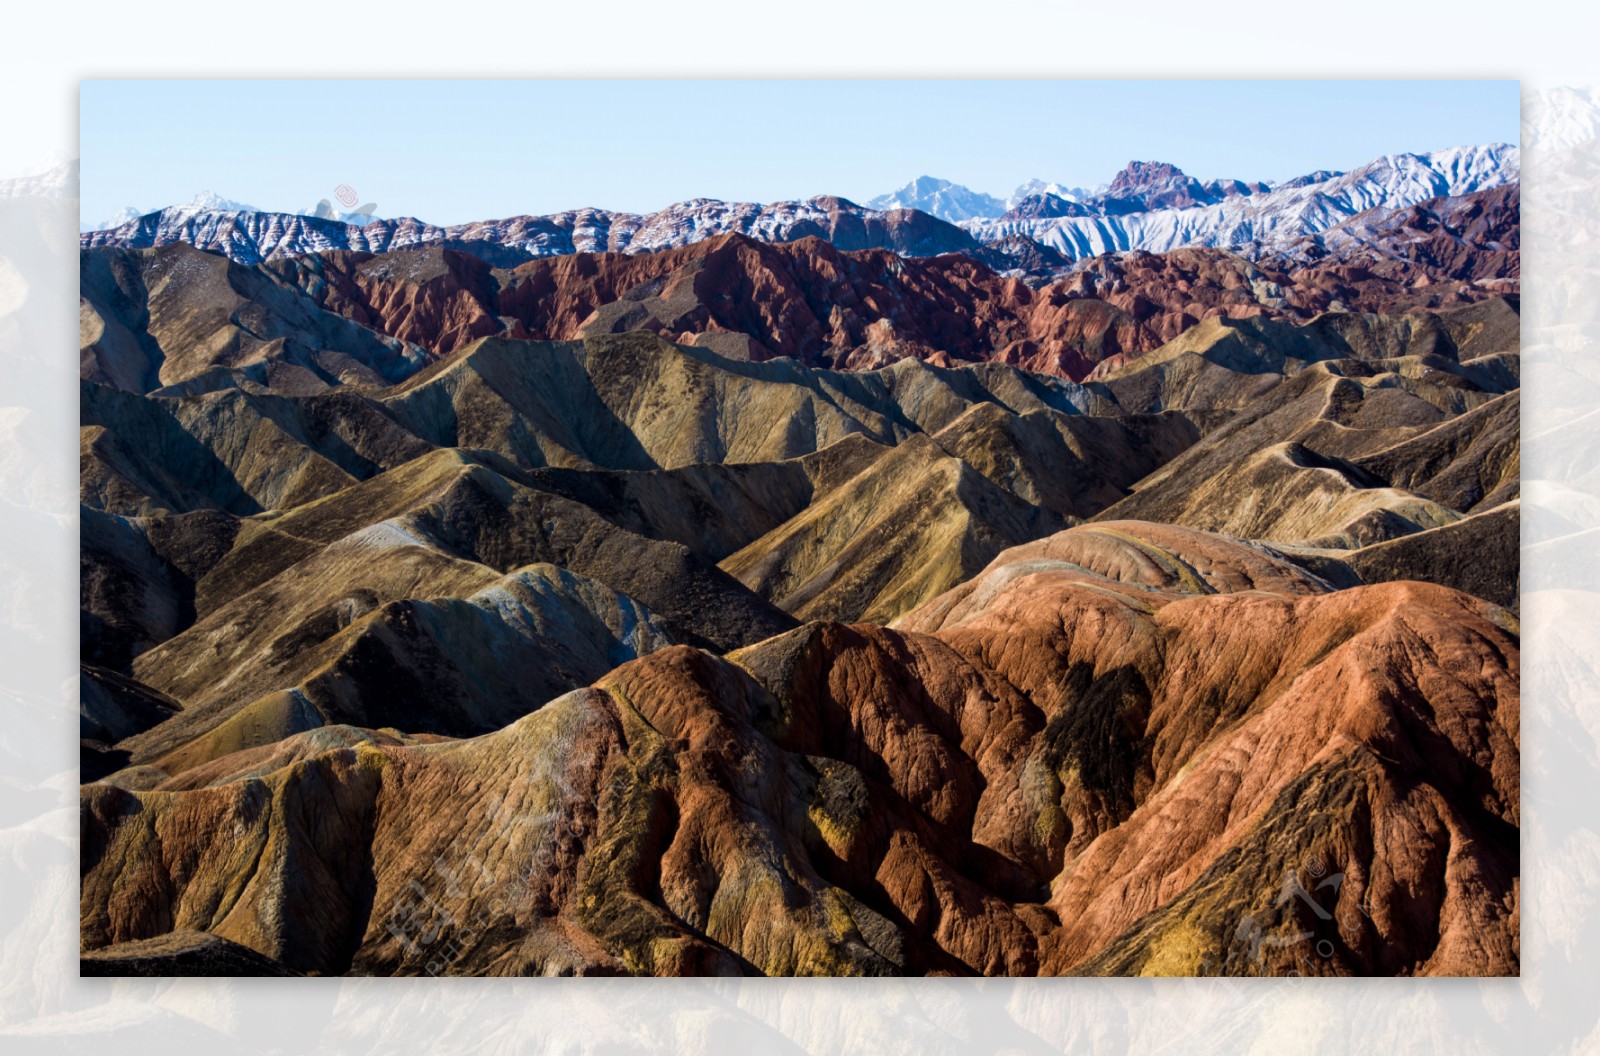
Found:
<box><xmin>1089</xmin><ymin>299</ymin><xmax>1520</xmax><ymax>582</ymax></box>
<box><xmin>79</xmin><ymin>233</ymin><xmax>1520</xmax><ymax>977</ymax></box>
<box><xmin>719</xmin><ymin>433</ymin><xmax>1066</xmax><ymax>624</ymax></box>
<box><xmin>80</xmin><ymin>523</ymin><xmax>1519</xmax><ymax>977</ymax></box>
<box><xmin>80</xmin><ymin>930</ymin><xmax>300</xmax><ymax>976</ymax></box>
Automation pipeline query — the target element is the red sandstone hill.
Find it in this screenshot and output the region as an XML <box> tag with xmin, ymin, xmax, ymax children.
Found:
<box><xmin>79</xmin><ymin>522</ymin><xmax>1519</xmax><ymax>977</ymax></box>
<box><xmin>248</xmin><ymin>222</ymin><xmax>1516</xmax><ymax>384</ymax></box>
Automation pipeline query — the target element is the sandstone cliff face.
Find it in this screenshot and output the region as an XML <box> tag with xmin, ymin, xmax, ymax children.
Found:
<box><xmin>80</xmin><ymin>523</ymin><xmax>1518</xmax><ymax>977</ymax></box>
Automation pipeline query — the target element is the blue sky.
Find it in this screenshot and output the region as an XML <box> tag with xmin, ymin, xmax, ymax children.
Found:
<box><xmin>80</xmin><ymin>80</ymin><xmax>1520</xmax><ymax>226</ymax></box>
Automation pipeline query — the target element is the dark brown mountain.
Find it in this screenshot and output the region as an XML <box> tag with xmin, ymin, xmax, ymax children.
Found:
<box><xmin>1100</xmin><ymin>160</ymin><xmax>1216</xmax><ymax>213</ymax></box>
<box><xmin>1092</xmin><ymin>161</ymin><xmax>1271</xmax><ymax>215</ymax></box>
<box><xmin>999</xmin><ymin>194</ymin><xmax>1097</xmax><ymax>221</ymax></box>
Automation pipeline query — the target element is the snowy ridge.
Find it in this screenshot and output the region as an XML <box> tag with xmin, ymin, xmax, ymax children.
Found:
<box><xmin>962</xmin><ymin>144</ymin><xmax>1520</xmax><ymax>260</ymax></box>
<box><xmin>178</xmin><ymin>191</ymin><xmax>258</xmax><ymax>214</ymax></box>
<box><xmin>84</xmin><ymin>190</ymin><xmax>261</xmax><ymax>233</ymax></box>
<box><xmin>82</xmin><ymin>144</ymin><xmax>1519</xmax><ymax>268</ymax></box>
<box><xmin>81</xmin><ymin>194</ymin><xmax>978</xmax><ymax>265</ymax></box>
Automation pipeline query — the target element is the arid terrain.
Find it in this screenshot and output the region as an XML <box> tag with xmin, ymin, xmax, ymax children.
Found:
<box><xmin>78</xmin><ymin>156</ymin><xmax>1520</xmax><ymax>977</ymax></box>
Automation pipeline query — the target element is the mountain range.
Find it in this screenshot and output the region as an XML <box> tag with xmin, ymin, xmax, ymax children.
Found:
<box><xmin>85</xmin><ymin>191</ymin><xmax>260</xmax><ymax>233</ymax></box>
<box><xmin>879</xmin><ymin>164</ymin><xmax>1270</xmax><ymax>223</ymax></box>
<box><xmin>79</xmin><ymin>179</ymin><xmax>1518</xmax><ymax>388</ymax></box>
<box><xmin>967</xmin><ymin>145</ymin><xmax>1518</xmax><ymax>260</ymax></box>
<box><xmin>77</xmin><ymin>134</ymin><xmax>1522</xmax><ymax>978</ymax></box>
<box><xmin>81</xmin><ymin>144</ymin><xmax>1518</xmax><ymax>275</ymax></box>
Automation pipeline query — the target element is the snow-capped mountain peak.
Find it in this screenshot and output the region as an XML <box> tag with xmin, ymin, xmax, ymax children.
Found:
<box><xmin>866</xmin><ymin>177</ymin><xmax>1007</xmax><ymax>222</ymax></box>
<box><xmin>85</xmin><ymin>206</ymin><xmax>147</xmax><ymax>232</ymax></box>
<box><xmin>85</xmin><ymin>190</ymin><xmax>261</xmax><ymax>233</ymax></box>
<box><xmin>1350</xmin><ymin>143</ymin><xmax>1519</xmax><ymax>199</ymax></box>
<box><xmin>176</xmin><ymin>190</ymin><xmax>258</xmax><ymax>214</ymax></box>
<box><xmin>1007</xmin><ymin>179</ymin><xmax>1097</xmax><ymax>210</ymax></box>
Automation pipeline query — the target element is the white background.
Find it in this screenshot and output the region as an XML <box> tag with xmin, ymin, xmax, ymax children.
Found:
<box><xmin>2</xmin><ymin>1</ymin><xmax>1597</xmax><ymax>1053</ymax></box>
